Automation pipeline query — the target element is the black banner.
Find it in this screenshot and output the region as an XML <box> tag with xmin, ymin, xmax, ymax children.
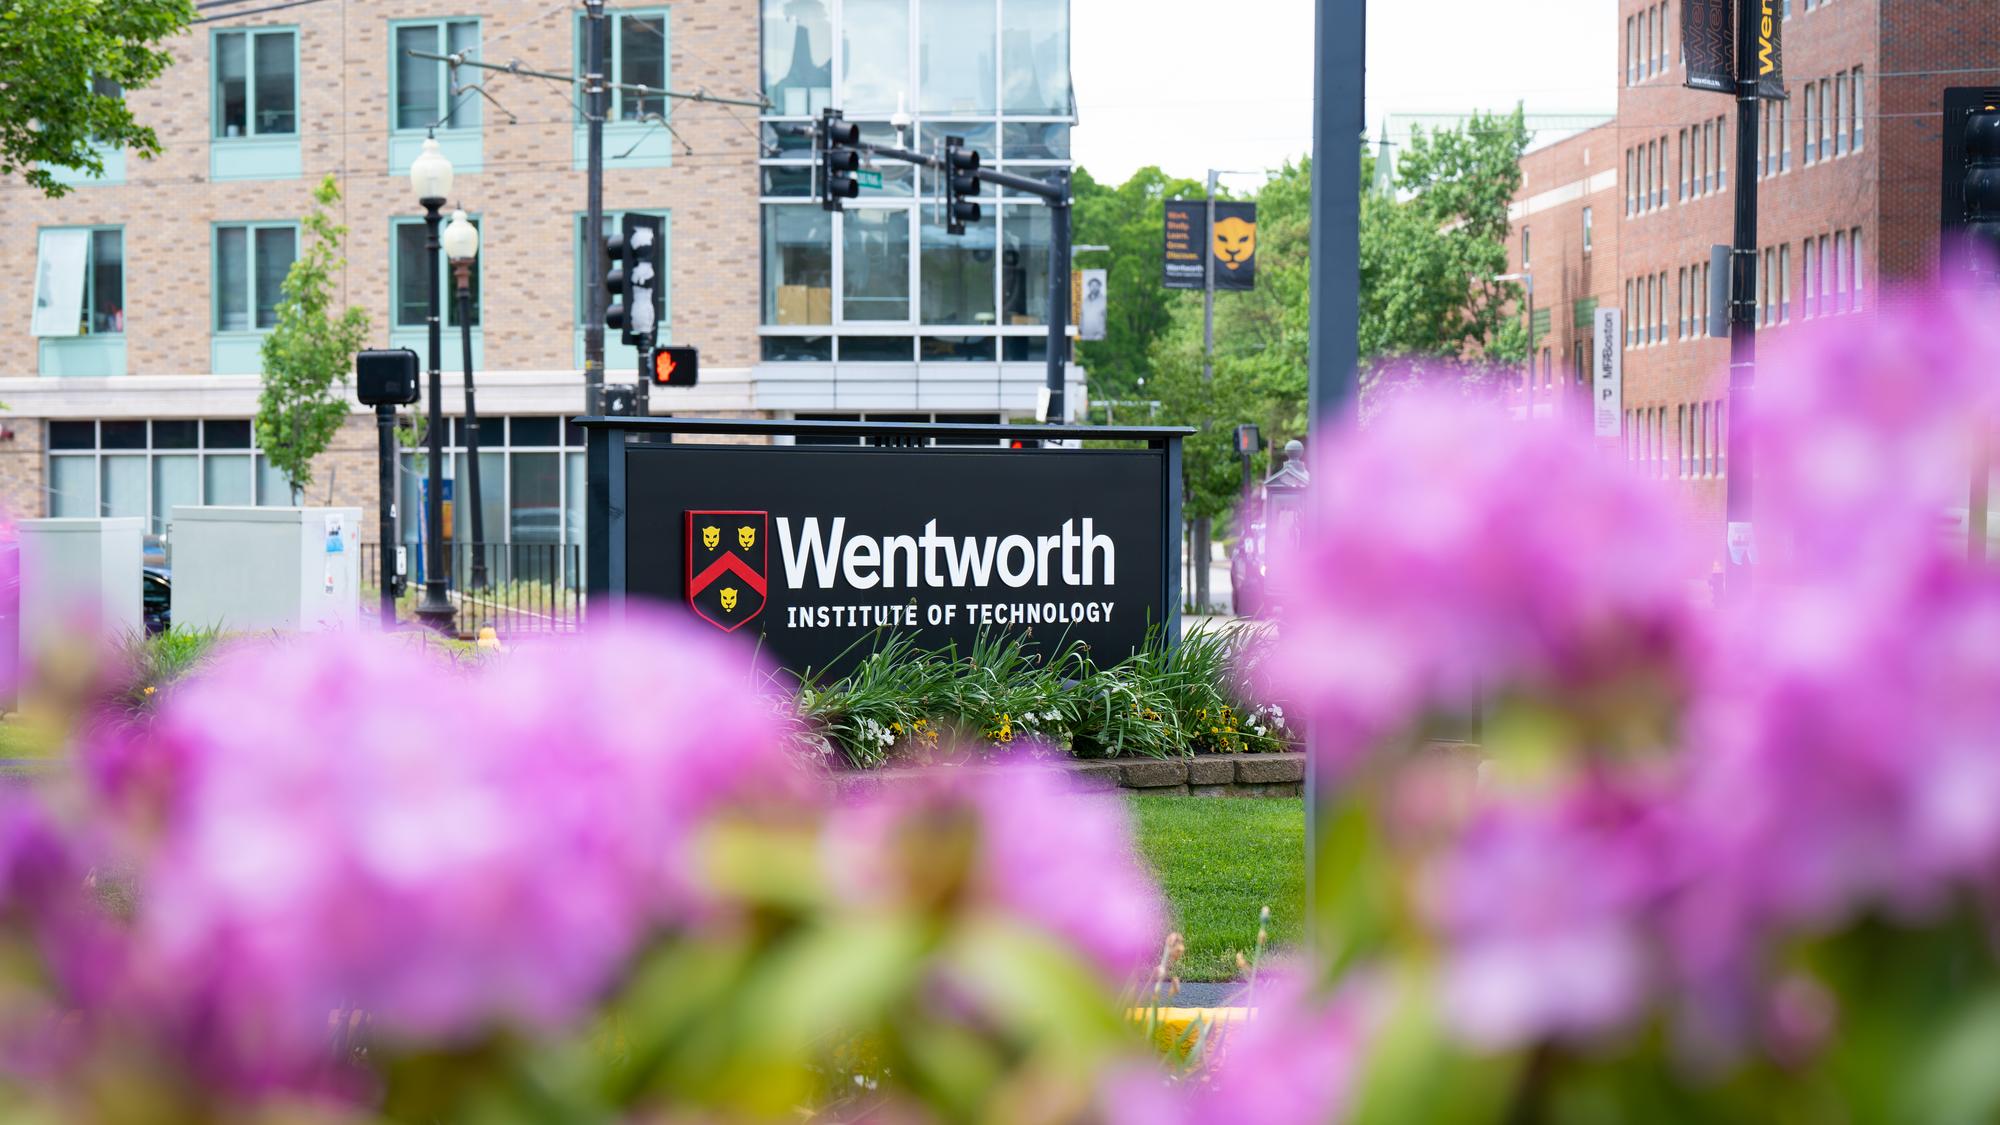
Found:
<box><xmin>1211</xmin><ymin>201</ymin><xmax>1257</xmax><ymax>291</ymax></box>
<box><xmin>1683</xmin><ymin>0</ymin><xmax>1785</xmax><ymax>99</ymax></box>
<box><xmin>620</xmin><ymin>445</ymin><xmax>1174</xmax><ymax>676</ymax></box>
<box><xmin>1754</xmin><ymin>0</ymin><xmax>1784</xmax><ymax>100</ymax></box>
<box><xmin>1163</xmin><ymin>201</ymin><xmax>1206</xmax><ymax>289</ymax></box>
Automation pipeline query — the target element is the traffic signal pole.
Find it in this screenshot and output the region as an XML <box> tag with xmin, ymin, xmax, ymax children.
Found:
<box><xmin>583</xmin><ymin>0</ymin><xmax>607</xmax><ymax>417</ymax></box>
<box><xmin>1724</xmin><ymin>0</ymin><xmax>1762</xmax><ymax>598</ymax></box>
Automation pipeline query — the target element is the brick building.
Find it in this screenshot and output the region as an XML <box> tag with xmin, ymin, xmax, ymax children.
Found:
<box><xmin>1506</xmin><ymin>0</ymin><xmax>2000</xmax><ymax>566</ymax></box>
<box><xmin>2</xmin><ymin>0</ymin><xmax>1075</xmax><ymax>556</ymax></box>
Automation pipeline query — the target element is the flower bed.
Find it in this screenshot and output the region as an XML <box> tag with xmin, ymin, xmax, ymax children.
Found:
<box><xmin>791</xmin><ymin>625</ymin><xmax>1297</xmax><ymax>770</ymax></box>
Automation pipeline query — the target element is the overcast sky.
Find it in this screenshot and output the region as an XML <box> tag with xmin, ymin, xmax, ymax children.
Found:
<box><xmin>1070</xmin><ymin>0</ymin><xmax>1617</xmax><ymax>187</ymax></box>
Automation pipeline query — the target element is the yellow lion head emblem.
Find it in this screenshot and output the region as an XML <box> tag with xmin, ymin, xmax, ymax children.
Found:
<box><xmin>737</xmin><ymin>525</ymin><xmax>756</xmax><ymax>550</ymax></box>
<box><xmin>719</xmin><ymin>587</ymin><xmax>739</xmax><ymax>612</ymax></box>
<box><xmin>702</xmin><ymin>525</ymin><xmax>720</xmax><ymax>550</ymax></box>
<box><xmin>1213</xmin><ymin>216</ymin><xmax>1256</xmax><ymax>270</ymax></box>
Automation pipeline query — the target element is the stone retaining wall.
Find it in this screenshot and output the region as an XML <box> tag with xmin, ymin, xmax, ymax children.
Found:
<box><xmin>845</xmin><ymin>752</ymin><xmax>1308</xmax><ymax>798</ymax></box>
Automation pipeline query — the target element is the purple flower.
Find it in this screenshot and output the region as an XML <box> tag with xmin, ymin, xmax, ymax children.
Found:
<box><xmin>116</xmin><ymin>611</ymin><xmax>801</xmax><ymax>1080</ymax></box>
<box><xmin>831</xmin><ymin>759</ymin><xmax>1166</xmax><ymax>980</ymax></box>
<box><xmin>1104</xmin><ymin>971</ymin><xmax>1369</xmax><ymax>1125</ymax></box>
<box><xmin>1425</xmin><ymin>777</ymin><xmax>1673</xmax><ymax>1048</ymax></box>
<box><xmin>1264</xmin><ymin>389</ymin><xmax>1706</xmax><ymax>764</ymax></box>
<box><xmin>1751</xmin><ymin>290</ymin><xmax>2000</xmax><ymax>587</ymax></box>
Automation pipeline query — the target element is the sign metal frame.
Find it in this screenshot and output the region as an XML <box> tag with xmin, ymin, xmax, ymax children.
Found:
<box><xmin>583</xmin><ymin>417</ymin><xmax>1193</xmax><ymax>674</ymax></box>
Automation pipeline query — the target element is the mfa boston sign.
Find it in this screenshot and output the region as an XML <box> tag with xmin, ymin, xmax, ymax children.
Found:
<box><xmin>585</xmin><ymin>419</ymin><xmax>1189</xmax><ymax>676</ymax></box>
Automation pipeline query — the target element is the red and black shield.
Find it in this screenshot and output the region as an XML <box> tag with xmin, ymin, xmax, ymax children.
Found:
<box><xmin>685</xmin><ymin>510</ymin><xmax>769</xmax><ymax>633</ymax></box>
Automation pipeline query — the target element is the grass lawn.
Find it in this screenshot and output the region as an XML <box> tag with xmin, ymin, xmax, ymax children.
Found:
<box><xmin>1128</xmin><ymin>796</ymin><xmax>1305</xmax><ymax>983</ymax></box>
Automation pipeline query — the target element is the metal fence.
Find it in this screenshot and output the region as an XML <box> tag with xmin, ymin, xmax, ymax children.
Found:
<box><xmin>360</xmin><ymin>542</ymin><xmax>585</xmax><ymax>638</ymax></box>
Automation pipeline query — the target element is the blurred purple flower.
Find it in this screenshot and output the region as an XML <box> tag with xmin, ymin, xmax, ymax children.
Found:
<box><xmin>1674</xmin><ymin>562</ymin><xmax>2000</xmax><ymax>989</ymax></box>
<box><xmin>1264</xmin><ymin>390</ymin><xmax>1707</xmax><ymax>763</ymax></box>
<box><xmin>832</xmin><ymin>760</ymin><xmax>1166</xmax><ymax>980</ymax></box>
<box><xmin>1425</xmin><ymin>776</ymin><xmax>1674</xmax><ymax>1048</ymax></box>
<box><xmin>1104</xmin><ymin>971</ymin><xmax>1368</xmax><ymax>1125</ymax></box>
<box><xmin>1752</xmin><ymin>291</ymin><xmax>2000</xmax><ymax>586</ymax></box>
<box><xmin>114</xmin><ymin>612</ymin><xmax>799</xmax><ymax>1080</ymax></box>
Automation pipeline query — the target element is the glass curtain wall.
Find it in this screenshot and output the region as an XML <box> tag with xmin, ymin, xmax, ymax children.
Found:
<box><xmin>758</xmin><ymin>0</ymin><xmax>1071</xmax><ymax>362</ymax></box>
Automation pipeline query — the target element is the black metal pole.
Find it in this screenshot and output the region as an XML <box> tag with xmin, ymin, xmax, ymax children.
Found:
<box><xmin>376</xmin><ymin>403</ymin><xmax>397</xmax><ymax>629</ymax></box>
<box><xmin>415</xmin><ymin>199</ymin><xmax>455</xmax><ymax>633</ymax></box>
<box><xmin>1044</xmin><ymin>175</ymin><xmax>1071</xmax><ymax>428</ymax></box>
<box><xmin>582</xmin><ymin>0</ymin><xmax>608</xmax><ymax>416</ymax></box>
<box><xmin>1304</xmin><ymin>0</ymin><xmax>1365</xmax><ymax>944</ymax></box>
<box><xmin>1725</xmin><ymin>0</ymin><xmax>1760</xmax><ymax>597</ymax></box>
<box><xmin>457</xmin><ymin>264</ymin><xmax>487</xmax><ymax>590</ymax></box>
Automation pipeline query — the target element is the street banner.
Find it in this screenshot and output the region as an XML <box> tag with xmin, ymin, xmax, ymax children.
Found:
<box><xmin>1682</xmin><ymin>0</ymin><xmax>1732</xmax><ymax>94</ymax></box>
<box><xmin>1683</xmin><ymin>0</ymin><xmax>1785</xmax><ymax>99</ymax></box>
<box><xmin>30</xmin><ymin>229</ymin><xmax>89</xmax><ymax>338</ymax></box>
<box><xmin>1594</xmin><ymin>308</ymin><xmax>1624</xmax><ymax>438</ymax></box>
<box><xmin>593</xmin><ymin>427</ymin><xmax>1181</xmax><ymax>677</ymax></box>
<box><xmin>1211</xmin><ymin>201</ymin><xmax>1257</xmax><ymax>291</ymax></box>
<box><xmin>1079</xmin><ymin>268</ymin><xmax>1108</xmax><ymax>340</ymax></box>
<box><xmin>1163</xmin><ymin>201</ymin><xmax>1205</xmax><ymax>289</ymax></box>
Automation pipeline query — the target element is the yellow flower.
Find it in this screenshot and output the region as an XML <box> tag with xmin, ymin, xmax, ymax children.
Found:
<box><xmin>143</xmin><ymin>685</ymin><xmax>157</xmax><ymax>697</ymax></box>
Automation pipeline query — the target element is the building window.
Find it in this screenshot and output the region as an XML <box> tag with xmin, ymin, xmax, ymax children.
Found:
<box><xmin>1851</xmin><ymin>227</ymin><xmax>1864</xmax><ymax>310</ymax></box>
<box><xmin>763</xmin><ymin>0</ymin><xmax>831</xmax><ymax>114</ymax></box>
<box><xmin>608</xmin><ymin>10</ymin><xmax>669</xmax><ymax>120</ymax></box>
<box><xmin>1582</xmin><ymin>206</ymin><xmax>1593</xmax><ymax>253</ymax></box>
<box><xmin>1521</xmin><ymin>228</ymin><xmax>1531</xmax><ymax>269</ymax></box>
<box><xmin>1852</xmin><ymin>68</ymin><xmax>1864</xmax><ymax>150</ymax></box>
<box><xmin>1834</xmin><ymin>230</ymin><xmax>1847</xmax><ymax>312</ymax></box>
<box><xmin>1626</xmin><ymin>149</ymin><xmax>1635</xmax><ymax>215</ymax></box>
<box><xmin>920</xmin><ymin>212</ymin><xmax>997</xmax><ymax>325</ymax></box>
<box><xmin>1818</xmin><ymin>78</ymin><xmax>1831</xmax><ymax>159</ymax></box>
<box><xmin>43</xmin><ymin>419</ymin><xmax>284</xmax><ymax>529</ymax></box>
<box><xmin>1779</xmin><ymin>243</ymin><xmax>1791</xmax><ymax>321</ymax></box>
<box><xmin>393</xmin><ymin>20</ymin><xmax>480</xmax><ymax>131</ymax></box>
<box><xmin>1817</xmin><ymin>233</ymin><xmax>1830</xmax><ymax>315</ymax></box>
<box><xmin>213</xmin><ymin>28</ymin><xmax>296</xmax><ymax>138</ymax></box>
<box><xmin>214</xmin><ymin>223</ymin><xmax>297</xmax><ymax>333</ymax></box>
<box><xmin>1677</xmin><ymin>268</ymin><xmax>1687</xmax><ymax>338</ymax></box>
<box><xmin>1659</xmin><ymin>1</ymin><xmax>1670</xmax><ymax>71</ymax></box>
<box><xmin>1803</xmin><ymin>238</ymin><xmax>1817</xmax><ymax>317</ymax></box>
<box><xmin>1832</xmin><ymin>75</ymin><xmax>1844</xmax><ymax>156</ymax></box>
<box><xmin>841</xmin><ymin>207</ymin><xmax>912</xmax><ymax>322</ymax></box>
<box><xmin>392</xmin><ymin>216</ymin><xmax>481</xmax><ymax>329</ymax></box>
<box><xmin>764</xmin><ymin>205</ymin><xmax>834</xmax><ymax>326</ymax></box>
<box><xmin>32</xmin><ymin>227</ymin><xmax>124</xmax><ymax>338</ymax></box>
<box><xmin>920</xmin><ymin>0</ymin><xmax>997</xmax><ymax>115</ymax></box>
<box><xmin>843</xmin><ymin>0</ymin><xmax>910</xmax><ymax>114</ymax></box>
<box><xmin>1002</xmin><ymin>0</ymin><xmax>1068</xmax><ymax>115</ymax></box>
<box><xmin>1781</xmin><ymin>93</ymin><xmax>1793</xmax><ymax>170</ymax></box>
<box><xmin>1626</xmin><ymin>16</ymin><xmax>1636</xmax><ymax>85</ymax></box>
<box><xmin>1715</xmin><ymin>117</ymin><xmax>1727</xmax><ymax>189</ymax></box>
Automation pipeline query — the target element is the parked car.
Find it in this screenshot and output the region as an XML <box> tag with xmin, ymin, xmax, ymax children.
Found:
<box><xmin>143</xmin><ymin>566</ymin><xmax>171</xmax><ymax>635</ymax></box>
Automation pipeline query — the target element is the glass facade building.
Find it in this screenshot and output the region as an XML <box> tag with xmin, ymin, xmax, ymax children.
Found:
<box><xmin>757</xmin><ymin>0</ymin><xmax>1073</xmax><ymax>365</ymax></box>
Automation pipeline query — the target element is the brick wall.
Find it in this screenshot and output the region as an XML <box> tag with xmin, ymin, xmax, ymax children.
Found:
<box><xmin>1513</xmin><ymin>0</ymin><xmax>2000</xmax><ymax>574</ymax></box>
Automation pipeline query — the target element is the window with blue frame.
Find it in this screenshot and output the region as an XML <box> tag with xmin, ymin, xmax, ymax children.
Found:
<box><xmin>395</xmin><ymin>20</ymin><xmax>479</xmax><ymax>129</ymax></box>
<box><xmin>391</xmin><ymin>19</ymin><xmax>482</xmax><ymax>173</ymax></box>
<box><xmin>212</xmin><ymin>28</ymin><xmax>300</xmax><ymax>180</ymax></box>
<box><xmin>574</xmin><ymin>9</ymin><xmax>671</xmax><ymax>167</ymax></box>
<box><xmin>33</xmin><ymin>227</ymin><xmax>126</xmax><ymax>376</ymax></box>
<box><xmin>212</xmin><ymin>222</ymin><xmax>297</xmax><ymax>374</ymax></box>
<box><xmin>393</xmin><ymin>217</ymin><xmax>481</xmax><ymax>329</ymax></box>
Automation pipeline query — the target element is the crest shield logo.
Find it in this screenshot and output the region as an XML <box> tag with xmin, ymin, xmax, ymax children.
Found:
<box><xmin>685</xmin><ymin>510</ymin><xmax>768</xmax><ymax>633</ymax></box>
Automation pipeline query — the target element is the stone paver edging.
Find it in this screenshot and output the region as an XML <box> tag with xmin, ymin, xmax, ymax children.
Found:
<box><xmin>845</xmin><ymin>752</ymin><xmax>1307</xmax><ymax>798</ymax></box>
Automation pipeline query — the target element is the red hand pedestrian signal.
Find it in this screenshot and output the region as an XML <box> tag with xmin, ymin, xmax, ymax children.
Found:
<box><xmin>652</xmin><ymin>345</ymin><xmax>699</xmax><ymax>387</ymax></box>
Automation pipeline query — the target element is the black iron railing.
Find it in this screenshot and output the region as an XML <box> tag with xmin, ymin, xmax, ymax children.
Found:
<box><xmin>360</xmin><ymin>542</ymin><xmax>585</xmax><ymax>638</ymax></box>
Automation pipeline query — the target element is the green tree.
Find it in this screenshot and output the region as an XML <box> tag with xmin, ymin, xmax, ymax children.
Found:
<box><xmin>1361</xmin><ymin>108</ymin><xmax>1532</xmax><ymax>365</ymax></box>
<box><xmin>1071</xmin><ymin>165</ymin><xmax>1206</xmax><ymax>405</ymax></box>
<box><xmin>255</xmin><ymin>176</ymin><xmax>371</xmax><ymax>503</ymax></box>
<box><xmin>0</xmin><ymin>0</ymin><xmax>193</xmax><ymax>197</ymax></box>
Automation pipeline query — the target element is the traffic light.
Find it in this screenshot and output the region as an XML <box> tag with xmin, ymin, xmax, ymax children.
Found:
<box><xmin>605</xmin><ymin>214</ymin><xmax>666</xmax><ymax>347</ymax></box>
<box><xmin>1942</xmin><ymin>87</ymin><xmax>2000</xmax><ymax>284</ymax></box>
<box><xmin>652</xmin><ymin>345</ymin><xmax>699</xmax><ymax>388</ymax></box>
<box><xmin>943</xmin><ymin>135</ymin><xmax>982</xmax><ymax>235</ymax></box>
<box><xmin>603</xmin><ymin>228</ymin><xmax>629</xmax><ymax>337</ymax></box>
<box><xmin>818</xmin><ymin>108</ymin><xmax>862</xmax><ymax>212</ymax></box>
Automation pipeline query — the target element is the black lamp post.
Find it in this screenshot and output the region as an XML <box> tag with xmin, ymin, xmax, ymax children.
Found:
<box><xmin>409</xmin><ymin>136</ymin><xmax>456</xmax><ymax>634</ymax></box>
<box><xmin>443</xmin><ymin>207</ymin><xmax>487</xmax><ymax>590</ymax></box>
